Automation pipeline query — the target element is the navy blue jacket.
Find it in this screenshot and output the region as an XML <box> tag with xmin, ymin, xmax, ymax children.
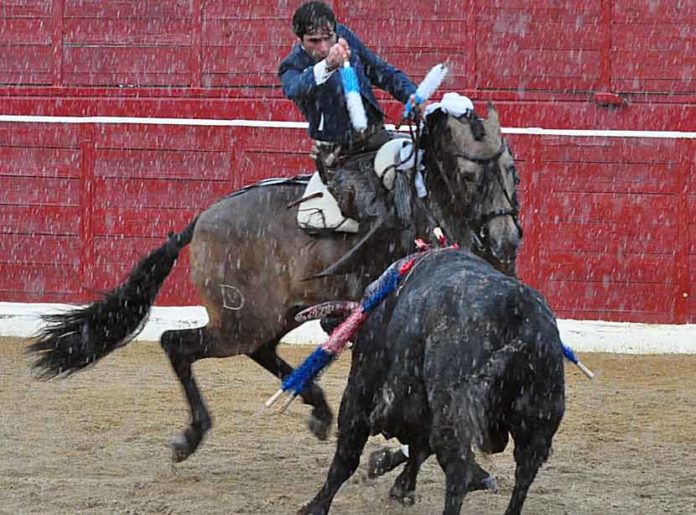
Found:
<box><xmin>279</xmin><ymin>24</ymin><xmax>416</xmax><ymax>143</ymax></box>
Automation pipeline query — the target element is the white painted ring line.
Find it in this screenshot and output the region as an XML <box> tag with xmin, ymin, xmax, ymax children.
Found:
<box><xmin>0</xmin><ymin>115</ymin><xmax>694</xmax><ymax>139</ymax></box>
<box><xmin>2</xmin><ymin>303</ymin><xmax>695</xmax><ymax>354</ymax></box>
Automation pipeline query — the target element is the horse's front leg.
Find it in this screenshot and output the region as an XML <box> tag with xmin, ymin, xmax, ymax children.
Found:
<box><xmin>161</xmin><ymin>327</ymin><xmax>218</xmax><ymax>462</ymax></box>
<box><xmin>249</xmin><ymin>338</ymin><xmax>333</xmax><ymax>440</ymax></box>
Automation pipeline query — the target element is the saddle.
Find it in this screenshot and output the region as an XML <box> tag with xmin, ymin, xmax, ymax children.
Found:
<box><xmin>296</xmin><ymin>135</ymin><xmax>419</xmax><ymax>234</ymax></box>
<box><xmin>296</xmin><ymin>172</ymin><xmax>359</xmax><ymax>233</ymax></box>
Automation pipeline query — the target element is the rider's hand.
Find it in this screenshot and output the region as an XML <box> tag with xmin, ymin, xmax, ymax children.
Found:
<box><xmin>407</xmin><ymin>94</ymin><xmax>431</xmax><ymax>121</ymax></box>
<box><xmin>326</xmin><ymin>38</ymin><xmax>351</xmax><ymax>70</ymax></box>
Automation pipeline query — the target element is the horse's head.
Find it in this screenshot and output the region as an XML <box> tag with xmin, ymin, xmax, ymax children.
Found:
<box><xmin>424</xmin><ymin>102</ymin><xmax>522</xmax><ymax>275</ymax></box>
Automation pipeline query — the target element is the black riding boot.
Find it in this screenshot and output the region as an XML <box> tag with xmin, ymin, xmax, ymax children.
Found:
<box><xmin>315</xmin><ymin>157</ymin><xmax>399</xmax><ymax>278</ymax></box>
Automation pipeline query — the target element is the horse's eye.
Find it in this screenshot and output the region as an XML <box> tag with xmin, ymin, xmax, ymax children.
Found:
<box><xmin>460</xmin><ymin>170</ymin><xmax>478</xmax><ymax>182</ymax></box>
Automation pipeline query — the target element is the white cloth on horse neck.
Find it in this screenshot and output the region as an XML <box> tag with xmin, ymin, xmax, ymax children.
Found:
<box><xmin>397</xmin><ymin>144</ymin><xmax>427</xmax><ymax>198</ymax></box>
<box><xmin>425</xmin><ymin>92</ymin><xmax>475</xmax><ymax>118</ymax></box>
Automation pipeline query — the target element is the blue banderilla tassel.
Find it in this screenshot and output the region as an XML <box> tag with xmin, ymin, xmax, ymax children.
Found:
<box><xmin>361</xmin><ymin>264</ymin><xmax>401</xmax><ymax>312</ymax></box>
<box><xmin>280</xmin><ymin>346</ymin><xmax>335</xmax><ymax>396</ymax></box>
<box><xmin>340</xmin><ymin>61</ymin><xmax>360</xmax><ymax>94</ymax></box>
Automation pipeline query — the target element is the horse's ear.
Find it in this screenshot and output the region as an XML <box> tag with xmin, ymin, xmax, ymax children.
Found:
<box><xmin>486</xmin><ymin>101</ymin><xmax>500</xmax><ymax>133</ymax></box>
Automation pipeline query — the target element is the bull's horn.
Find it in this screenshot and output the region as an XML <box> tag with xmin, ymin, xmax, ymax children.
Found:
<box><xmin>295</xmin><ymin>301</ymin><xmax>360</xmax><ymax>322</ymax></box>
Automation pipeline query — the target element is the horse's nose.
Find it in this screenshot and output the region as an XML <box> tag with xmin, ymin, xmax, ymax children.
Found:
<box><xmin>487</xmin><ymin>216</ymin><xmax>521</xmax><ymax>264</ymax></box>
<box><xmin>494</xmin><ymin>235</ymin><xmax>520</xmax><ymax>262</ymax></box>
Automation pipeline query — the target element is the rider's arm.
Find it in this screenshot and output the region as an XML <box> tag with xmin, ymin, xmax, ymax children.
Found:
<box><xmin>279</xmin><ymin>59</ymin><xmax>336</xmax><ymax>101</ymax></box>
<box><xmin>344</xmin><ymin>27</ymin><xmax>416</xmax><ymax>104</ymax></box>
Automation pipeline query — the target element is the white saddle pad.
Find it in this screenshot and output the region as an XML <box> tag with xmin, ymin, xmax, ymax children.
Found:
<box><xmin>296</xmin><ymin>172</ymin><xmax>359</xmax><ymax>233</ymax></box>
<box><xmin>374</xmin><ymin>136</ymin><xmax>427</xmax><ymax>197</ymax></box>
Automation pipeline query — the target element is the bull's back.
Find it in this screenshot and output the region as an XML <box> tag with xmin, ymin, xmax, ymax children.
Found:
<box><xmin>378</xmin><ymin>249</ymin><xmax>564</xmax><ymax>433</ymax></box>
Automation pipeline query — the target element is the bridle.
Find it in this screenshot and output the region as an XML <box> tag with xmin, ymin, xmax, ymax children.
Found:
<box><xmin>454</xmin><ymin>141</ymin><xmax>523</xmax><ymax>237</ymax></box>
<box><xmin>428</xmin><ymin>133</ymin><xmax>523</xmax><ymax>252</ymax></box>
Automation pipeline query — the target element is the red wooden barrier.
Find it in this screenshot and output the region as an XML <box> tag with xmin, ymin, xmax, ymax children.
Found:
<box><xmin>0</xmin><ymin>0</ymin><xmax>694</xmax><ymax>323</ymax></box>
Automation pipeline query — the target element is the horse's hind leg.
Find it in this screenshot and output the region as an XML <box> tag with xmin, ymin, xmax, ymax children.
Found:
<box><xmin>249</xmin><ymin>339</ymin><xmax>333</xmax><ymax>440</ymax></box>
<box><xmin>161</xmin><ymin>327</ymin><xmax>220</xmax><ymax>463</ymax></box>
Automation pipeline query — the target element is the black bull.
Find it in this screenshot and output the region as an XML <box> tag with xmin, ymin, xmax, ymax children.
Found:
<box><xmin>302</xmin><ymin>249</ymin><xmax>565</xmax><ymax>515</ymax></box>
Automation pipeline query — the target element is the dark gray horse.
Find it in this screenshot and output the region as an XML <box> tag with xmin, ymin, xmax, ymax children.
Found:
<box><xmin>301</xmin><ymin>249</ymin><xmax>565</xmax><ymax>515</ymax></box>
<box><xmin>28</xmin><ymin>103</ymin><xmax>522</xmax><ymax>463</ymax></box>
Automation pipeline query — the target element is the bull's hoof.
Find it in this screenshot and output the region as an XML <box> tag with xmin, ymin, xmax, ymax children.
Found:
<box><xmin>470</xmin><ymin>472</ymin><xmax>499</xmax><ymax>493</ymax></box>
<box><xmin>308</xmin><ymin>407</ymin><xmax>333</xmax><ymax>441</ymax></box>
<box><xmin>368</xmin><ymin>448</ymin><xmax>407</xmax><ymax>478</ymax></box>
<box><xmin>482</xmin><ymin>475</ymin><xmax>499</xmax><ymax>493</ymax></box>
<box><xmin>389</xmin><ymin>485</ymin><xmax>416</xmax><ymax>505</ymax></box>
<box><xmin>367</xmin><ymin>449</ymin><xmax>392</xmax><ymax>478</ymax></box>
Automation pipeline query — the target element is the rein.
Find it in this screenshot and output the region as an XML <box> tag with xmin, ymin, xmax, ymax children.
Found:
<box><xmin>430</xmin><ymin>136</ymin><xmax>523</xmax><ymax>248</ymax></box>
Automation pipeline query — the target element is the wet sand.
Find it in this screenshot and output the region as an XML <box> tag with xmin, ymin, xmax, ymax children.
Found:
<box><xmin>1</xmin><ymin>337</ymin><xmax>695</xmax><ymax>514</ymax></box>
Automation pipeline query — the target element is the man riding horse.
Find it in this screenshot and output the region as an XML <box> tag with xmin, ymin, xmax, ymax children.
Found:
<box><xmin>279</xmin><ymin>1</ymin><xmax>422</xmax><ymax>274</ymax></box>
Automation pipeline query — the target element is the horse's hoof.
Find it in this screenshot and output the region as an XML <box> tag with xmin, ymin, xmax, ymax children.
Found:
<box><xmin>367</xmin><ymin>449</ymin><xmax>391</xmax><ymax>478</ymax></box>
<box><xmin>168</xmin><ymin>435</ymin><xmax>194</xmax><ymax>463</ymax></box>
<box><xmin>308</xmin><ymin>408</ymin><xmax>332</xmax><ymax>441</ymax></box>
<box><xmin>297</xmin><ymin>503</ymin><xmax>326</xmax><ymax>515</ymax></box>
<box><xmin>389</xmin><ymin>485</ymin><xmax>416</xmax><ymax>506</ymax></box>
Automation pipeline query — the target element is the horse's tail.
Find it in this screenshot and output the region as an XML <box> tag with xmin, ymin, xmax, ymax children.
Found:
<box><xmin>27</xmin><ymin>218</ymin><xmax>199</xmax><ymax>379</ymax></box>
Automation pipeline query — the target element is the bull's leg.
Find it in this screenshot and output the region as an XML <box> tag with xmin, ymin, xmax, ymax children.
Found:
<box><xmin>300</xmin><ymin>384</ymin><xmax>371</xmax><ymax>515</ymax></box>
<box><xmin>433</xmin><ymin>442</ymin><xmax>478</xmax><ymax>515</ymax></box>
<box><xmin>369</xmin><ymin>445</ymin><xmax>498</xmax><ymax>493</ymax></box>
<box><xmin>367</xmin><ymin>445</ymin><xmax>408</xmax><ymax>478</ymax></box>
<box><xmin>249</xmin><ymin>339</ymin><xmax>333</xmax><ymax>440</ymax></box>
<box><xmin>388</xmin><ymin>444</ymin><xmax>430</xmax><ymax>505</ymax></box>
<box><xmin>470</xmin><ymin>459</ymin><xmax>499</xmax><ymax>493</ymax></box>
<box><xmin>429</xmin><ymin>404</ymin><xmax>483</xmax><ymax>515</ymax></box>
<box><xmin>504</xmin><ymin>427</ymin><xmax>554</xmax><ymax>515</ymax></box>
<box><xmin>160</xmin><ymin>327</ymin><xmax>219</xmax><ymax>463</ymax></box>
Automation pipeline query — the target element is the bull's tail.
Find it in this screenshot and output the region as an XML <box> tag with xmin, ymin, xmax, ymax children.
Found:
<box><xmin>459</xmin><ymin>338</ymin><xmax>531</xmax><ymax>445</ymax></box>
<box><xmin>27</xmin><ymin>218</ymin><xmax>198</xmax><ymax>379</ymax></box>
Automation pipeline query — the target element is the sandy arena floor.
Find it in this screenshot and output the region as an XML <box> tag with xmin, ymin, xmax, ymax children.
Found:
<box><xmin>1</xmin><ymin>337</ymin><xmax>695</xmax><ymax>514</ymax></box>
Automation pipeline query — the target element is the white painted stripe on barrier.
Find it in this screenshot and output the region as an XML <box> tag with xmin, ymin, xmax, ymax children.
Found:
<box><xmin>2</xmin><ymin>302</ymin><xmax>694</xmax><ymax>354</ymax></box>
<box><xmin>0</xmin><ymin>115</ymin><xmax>309</xmax><ymax>128</ymax></box>
<box><xmin>0</xmin><ymin>115</ymin><xmax>695</xmax><ymax>139</ymax></box>
<box><xmin>502</xmin><ymin>127</ymin><xmax>696</xmax><ymax>139</ymax></box>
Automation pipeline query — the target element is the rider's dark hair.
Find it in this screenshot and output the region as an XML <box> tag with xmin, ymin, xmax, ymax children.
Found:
<box><xmin>292</xmin><ymin>1</ymin><xmax>337</xmax><ymax>38</ymax></box>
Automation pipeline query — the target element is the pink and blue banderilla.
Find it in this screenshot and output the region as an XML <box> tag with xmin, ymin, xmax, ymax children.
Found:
<box><xmin>265</xmin><ymin>249</ymin><xmax>594</xmax><ymax>411</ymax></box>
<box><xmin>265</xmin><ymin>252</ymin><xmax>426</xmax><ymax>411</ymax></box>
